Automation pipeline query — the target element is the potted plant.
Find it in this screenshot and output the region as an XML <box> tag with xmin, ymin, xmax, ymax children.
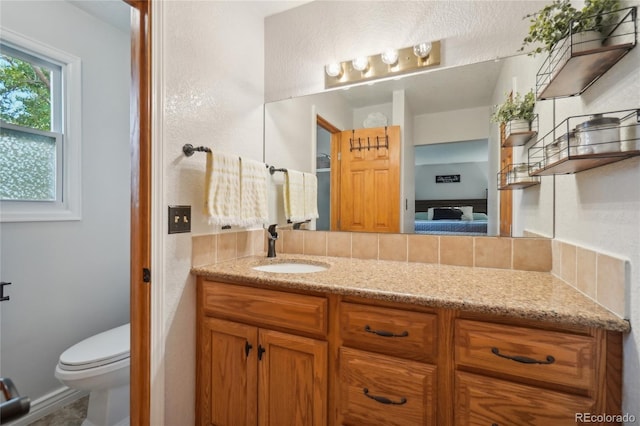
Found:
<box><xmin>519</xmin><ymin>0</ymin><xmax>620</xmax><ymax>56</ymax></box>
<box><xmin>491</xmin><ymin>90</ymin><xmax>536</xmax><ymax>133</ymax></box>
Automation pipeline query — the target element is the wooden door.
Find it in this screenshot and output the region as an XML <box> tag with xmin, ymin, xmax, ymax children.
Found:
<box><xmin>125</xmin><ymin>1</ymin><xmax>152</xmax><ymax>424</ymax></box>
<box><xmin>500</xmin><ymin>124</ymin><xmax>513</xmax><ymax>236</ymax></box>
<box><xmin>198</xmin><ymin>318</ymin><xmax>258</xmax><ymax>426</ymax></box>
<box><xmin>339</xmin><ymin>126</ymin><xmax>400</xmax><ymax>233</ymax></box>
<box><xmin>258</xmin><ymin>329</ymin><xmax>327</xmax><ymax>426</ymax></box>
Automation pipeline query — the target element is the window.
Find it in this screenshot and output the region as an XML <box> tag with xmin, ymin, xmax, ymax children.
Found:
<box><xmin>0</xmin><ymin>28</ymin><xmax>82</xmax><ymax>222</ymax></box>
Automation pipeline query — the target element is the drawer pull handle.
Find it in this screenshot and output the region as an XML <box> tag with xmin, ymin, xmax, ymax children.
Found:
<box><xmin>363</xmin><ymin>388</ymin><xmax>407</xmax><ymax>405</ymax></box>
<box><xmin>364</xmin><ymin>325</ymin><xmax>408</xmax><ymax>338</ymax></box>
<box><xmin>491</xmin><ymin>347</ymin><xmax>555</xmax><ymax>365</ymax></box>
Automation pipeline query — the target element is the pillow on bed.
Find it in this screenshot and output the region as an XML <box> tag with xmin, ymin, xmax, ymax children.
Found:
<box><xmin>415</xmin><ymin>212</ymin><xmax>430</xmax><ymax>220</ymax></box>
<box><xmin>427</xmin><ymin>207</ymin><xmax>435</xmax><ymax>220</ymax></box>
<box><xmin>432</xmin><ymin>208</ymin><xmax>464</xmax><ymax>220</ymax></box>
<box><xmin>473</xmin><ymin>212</ymin><xmax>488</xmax><ymax>221</ymax></box>
<box><xmin>454</xmin><ymin>205</ymin><xmax>473</xmax><ymax>221</ymax></box>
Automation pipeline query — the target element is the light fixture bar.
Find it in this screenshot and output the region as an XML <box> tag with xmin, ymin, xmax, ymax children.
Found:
<box><xmin>324</xmin><ymin>41</ymin><xmax>441</xmax><ymax>89</ymax></box>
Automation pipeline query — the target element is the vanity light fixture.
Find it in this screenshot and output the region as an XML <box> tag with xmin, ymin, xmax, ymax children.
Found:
<box><xmin>324</xmin><ymin>40</ymin><xmax>440</xmax><ymax>89</ymax></box>
<box><xmin>352</xmin><ymin>56</ymin><xmax>369</xmax><ymax>72</ymax></box>
<box><xmin>325</xmin><ymin>62</ymin><xmax>343</xmax><ymax>78</ymax></box>
<box><xmin>413</xmin><ymin>42</ymin><xmax>433</xmax><ymax>59</ymax></box>
<box><xmin>381</xmin><ymin>49</ymin><xmax>399</xmax><ymax>66</ymax></box>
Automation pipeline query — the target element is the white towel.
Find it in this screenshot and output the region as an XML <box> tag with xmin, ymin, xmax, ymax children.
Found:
<box><xmin>240</xmin><ymin>158</ymin><xmax>269</xmax><ymax>227</ymax></box>
<box><xmin>303</xmin><ymin>172</ymin><xmax>319</xmax><ymax>220</ymax></box>
<box><xmin>283</xmin><ymin>169</ymin><xmax>305</xmax><ymax>223</ymax></box>
<box><xmin>204</xmin><ymin>151</ymin><xmax>241</xmax><ymax>226</ymax></box>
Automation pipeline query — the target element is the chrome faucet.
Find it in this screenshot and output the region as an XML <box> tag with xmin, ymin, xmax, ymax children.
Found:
<box><xmin>267</xmin><ymin>224</ymin><xmax>278</xmax><ymax>258</ymax></box>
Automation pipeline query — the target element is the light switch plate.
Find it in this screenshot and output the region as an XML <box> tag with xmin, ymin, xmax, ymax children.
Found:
<box><xmin>168</xmin><ymin>205</ymin><xmax>191</xmax><ymax>234</ymax></box>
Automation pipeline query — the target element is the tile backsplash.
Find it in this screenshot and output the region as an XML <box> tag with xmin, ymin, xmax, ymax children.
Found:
<box><xmin>276</xmin><ymin>230</ymin><xmax>552</xmax><ymax>272</ymax></box>
<box><xmin>552</xmin><ymin>240</ymin><xmax>628</xmax><ymax>318</ymax></box>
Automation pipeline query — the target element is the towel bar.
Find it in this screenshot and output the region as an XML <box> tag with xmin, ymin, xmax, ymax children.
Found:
<box><xmin>268</xmin><ymin>165</ymin><xmax>288</xmax><ymax>175</ymax></box>
<box><xmin>182</xmin><ymin>144</ymin><xmax>211</xmax><ymax>157</ymax></box>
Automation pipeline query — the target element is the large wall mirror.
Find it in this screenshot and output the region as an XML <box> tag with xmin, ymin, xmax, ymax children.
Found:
<box><xmin>264</xmin><ymin>53</ymin><xmax>555</xmax><ymax>238</ymax></box>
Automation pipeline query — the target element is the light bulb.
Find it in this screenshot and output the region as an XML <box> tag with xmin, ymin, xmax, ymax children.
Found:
<box><xmin>352</xmin><ymin>56</ymin><xmax>369</xmax><ymax>72</ymax></box>
<box><xmin>380</xmin><ymin>49</ymin><xmax>398</xmax><ymax>65</ymax></box>
<box><xmin>325</xmin><ymin>62</ymin><xmax>342</xmax><ymax>78</ymax></box>
<box><xmin>413</xmin><ymin>42</ymin><xmax>432</xmax><ymax>59</ymax></box>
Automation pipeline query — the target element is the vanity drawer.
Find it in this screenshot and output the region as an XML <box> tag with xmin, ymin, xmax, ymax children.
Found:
<box><xmin>455</xmin><ymin>371</ymin><xmax>594</xmax><ymax>426</ymax></box>
<box><xmin>339</xmin><ymin>302</ymin><xmax>437</xmax><ymax>363</ymax></box>
<box><xmin>200</xmin><ymin>280</ymin><xmax>327</xmax><ymax>337</ymax></box>
<box><xmin>455</xmin><ymin>319</ymin><xmax>595</xmax><ymax>390</ymax></box>
<box><xmin>338</xmin><ymin>347</ymin><xmax>436</xmax><ymax>426</ymax></box>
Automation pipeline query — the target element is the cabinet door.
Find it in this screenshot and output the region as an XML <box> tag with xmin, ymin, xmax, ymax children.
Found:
<box><xmin>455</xmin><ymin>371</ymin><xmax>594</xmax><ymax>426</ymax></box>
<box><xmin>258</xmin><ymin>329</ymin><xmax>327</xmax><ymax>426</ymax></box>
<box><xmin>199</xmin><ymin>317</ymin><xmax>257</xmax><ymax>426</ymax></box>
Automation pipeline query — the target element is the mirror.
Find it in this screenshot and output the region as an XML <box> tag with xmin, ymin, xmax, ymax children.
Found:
<box><xmin>264</xmin><ymin>54</ymin><xmax>555</xmax><ymax>237</ymax></box>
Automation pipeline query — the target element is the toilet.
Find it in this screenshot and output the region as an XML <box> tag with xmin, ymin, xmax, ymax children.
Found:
<box><xmin>55</xmin><ymin>323</ymin><xmax>130</xmax><ymax>426</ymax></box>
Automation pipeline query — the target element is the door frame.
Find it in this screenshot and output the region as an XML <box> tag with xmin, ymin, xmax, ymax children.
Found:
<box><xmin>124</xmin><ymin>1</ymin><xmax>151</xmax><ymax>425</ymax></box>
<box><xmin>316</xmin><ymin>115</ymin><xmax>341</xmax><ymax>231</ymax></box>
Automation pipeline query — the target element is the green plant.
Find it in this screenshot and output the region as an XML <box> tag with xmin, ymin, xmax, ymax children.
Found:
<box><xmin>579</xmin><ymin>0</ymin><xmax>620</xmax><ymax>33</ymax></box>
<box><xmin>520</xmin><ymin>0</ymin><xmax>580</xmax><ymax>56</ymax></box>
<box><xmin>490</xmin><ymin>90</ymin><xmax>536</xmax><ymax>124</ymax></box>
<box><xmin>520</xmin><ymin>0</ymin><xmax>621</xmax><ymax>55</ymax></box>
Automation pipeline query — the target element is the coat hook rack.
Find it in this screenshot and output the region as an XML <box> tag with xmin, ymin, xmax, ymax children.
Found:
<box><xmin>182</xmin><ymin>144</ymin><xmax>211</xmax><ymax>157</ymax></box>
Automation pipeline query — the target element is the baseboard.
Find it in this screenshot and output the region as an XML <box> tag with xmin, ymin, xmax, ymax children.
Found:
<box><xmin>7</xmin><ymin>386</ymin><xmax>88</xmax><ymax>426</ymax></box>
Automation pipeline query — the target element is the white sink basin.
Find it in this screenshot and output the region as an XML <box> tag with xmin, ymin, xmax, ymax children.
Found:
<box><xmin>252</xmin><ymin>262</ymin><xmax>328</xmax><ymax>274</ymax></box>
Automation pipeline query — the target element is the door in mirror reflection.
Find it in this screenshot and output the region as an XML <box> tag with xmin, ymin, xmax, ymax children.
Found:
<box><xmin>337</xmin><ymin>126</ymin><xmax>400</xmax><ymax>233</ymax></box>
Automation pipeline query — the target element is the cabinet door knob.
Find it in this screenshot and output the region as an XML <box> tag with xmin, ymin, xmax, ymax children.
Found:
<box><xmin>258</xmin><ymin>345</ymin><xmax>266</xmax><ymax>361</ymax></box>
<box><xmin>244</xmin><ymin>341</ymin><xmax>253</xmax><ymax>358</ymax></box>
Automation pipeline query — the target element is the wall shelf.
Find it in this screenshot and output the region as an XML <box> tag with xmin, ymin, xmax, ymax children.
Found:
<box><xmin>497</xmin><ymin>163</ymin><xmax>540</xmax><ymax>190</ymax></box>
<box><xmin>536</xmin><ymin>7</ymin><xmax>637</xmax><ymax>100</ymax></box>
<box><xmin>502</xmin><ymin>115</ymin><xmax>538</xmax><ymax>147</ymax></box>
<box><xmin>529</xmin><ymin>109</ymin><xmax>640</xmax><ymax>176</ymax></box>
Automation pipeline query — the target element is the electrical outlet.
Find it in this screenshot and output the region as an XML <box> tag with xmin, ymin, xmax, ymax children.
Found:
<box><xmin>168</xmin><ymin>205</ymin><xmax>191</xmax><ymax>234</ymax></box>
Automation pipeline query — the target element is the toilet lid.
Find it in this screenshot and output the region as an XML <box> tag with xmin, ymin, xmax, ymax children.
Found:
<box><xmin>59</xmin><ymin>323</ymin><xmax>130</xmax><ymax>371</ymax></box>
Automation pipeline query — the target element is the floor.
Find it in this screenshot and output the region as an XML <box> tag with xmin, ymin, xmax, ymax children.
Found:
<box><xmin>28</xmin><ymin>396</ymin><xmax>89</xmax><ymax>426</ymax></box>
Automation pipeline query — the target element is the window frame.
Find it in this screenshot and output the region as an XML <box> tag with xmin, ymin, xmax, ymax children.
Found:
<box><xmin>0</xmin><ymin>27</ymin><xmax>82</xmax><ymax>222</ymax></box>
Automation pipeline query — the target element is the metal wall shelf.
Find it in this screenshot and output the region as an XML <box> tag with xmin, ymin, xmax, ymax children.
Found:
<box><xmin>528</xmin><ymin>109</ymin><xmax>640</xmax><ymax>176</ymax></box>
<box><xmin>502</xmin><ymin>115</ymin><xmax>539</xmax><ymax>147</ymax></box>
<box><xmin>497</xmin><ymin>163</ymin><xmax>541</xmax><ymax>190</ymax></box>
<box><xmin>536</xmin><ymin>7</ymin><xmax>637</xmax><ymax>100</ymax></box>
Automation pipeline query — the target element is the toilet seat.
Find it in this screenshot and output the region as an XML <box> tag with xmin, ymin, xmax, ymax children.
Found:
<box><xmin>58</xmin><ymin>323</ymin><xmax>130</xmax><ymax>371</ymax></box>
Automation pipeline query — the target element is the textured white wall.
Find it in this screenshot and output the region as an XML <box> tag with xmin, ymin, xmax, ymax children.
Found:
<box><xmin>415</xmin><ymin>106</ymin><xmax>491</xmax><ymax>145</ymax></box>
<box><xmin>265</xmin><ymin>0</ymin><xmax>640</xmax><ymax>419</ymax></box>
<box><xmin>0</xmin><ymin>0</ymin><xmax>130</xmax><ymax>401</ymax></box>
<box><xmin>159</xmin><ymin>1</ymin><xmax>271</xmax><ymax>423</ymax></box>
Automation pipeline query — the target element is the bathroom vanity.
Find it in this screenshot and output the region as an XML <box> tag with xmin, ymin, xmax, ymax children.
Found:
<box><xmin>193</xmin><ymin>255</ymin><xmax>628</xmax><ymax>426</ymax></box>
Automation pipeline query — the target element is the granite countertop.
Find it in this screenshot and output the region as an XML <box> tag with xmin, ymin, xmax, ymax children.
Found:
<box><xmin>191</xmin><ymin>254</ymin><xmax>630</xmax><ymax>333</ymax></box>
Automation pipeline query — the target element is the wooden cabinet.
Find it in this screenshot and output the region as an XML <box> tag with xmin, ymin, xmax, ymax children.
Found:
<box><xmin>336</xmin><ymin>302</ymin><xmax>438</xmax><ymax>425</ymax></box>
<box><xmin>454</xmin><ymin>317</ymin><xmax>620</xmax><ymax>425</ymax></box>
<box><xmin>196</xmin><ymin>277</ymin><xmax>622</xmax><ymax>426</ymax></box>
<box><xmin>197</xmin><ymin>281</ymin><xmax>328</xmax><ymax>426</ymax></box>
<box><xmin>455</xmin><ymin>371</ymin><xmax>594</xmax><ymax>426</ymax></box>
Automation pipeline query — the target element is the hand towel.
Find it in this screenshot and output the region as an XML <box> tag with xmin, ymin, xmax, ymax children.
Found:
<box><xmin>283</xmin><ymin>169</ymin><xmax>305</xmax><ymax>223</ymax></box>
<box><xmin>240</xmin><ymin>158</ymin><xmax>269</xmax><ymax>227</ymax></box>
<box><xmin>303</xmin><ymin>172</ymin><xmax>319</xmax><ymax>220</ymax></box>
<box><xmin>204</xmin><ymin>151</ymin><xmax>241</xmax><ymax>226</ymax></box>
